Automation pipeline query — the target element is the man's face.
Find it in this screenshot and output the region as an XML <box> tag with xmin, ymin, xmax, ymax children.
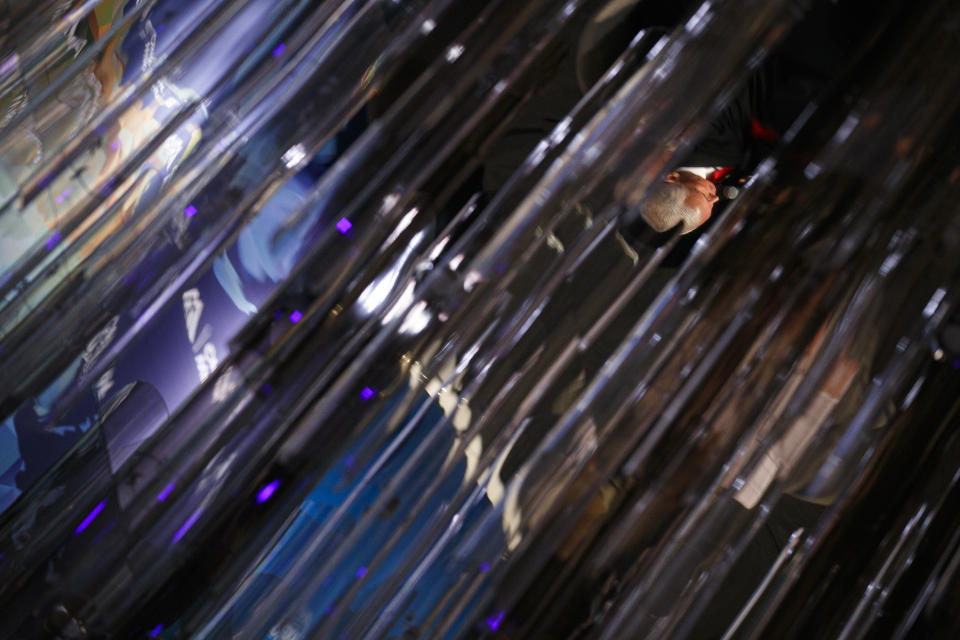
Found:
<box><xmin>665</xmin><ymin>170</ymin><xmax>719</xmax><ymax>229</ymax></box>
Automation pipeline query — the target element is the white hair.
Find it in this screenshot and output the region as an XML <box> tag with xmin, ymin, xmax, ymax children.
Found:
<box><xmin>640</xmin><ymin>182</ymin><xmax>702</xmax><ymax>234</ymax></box>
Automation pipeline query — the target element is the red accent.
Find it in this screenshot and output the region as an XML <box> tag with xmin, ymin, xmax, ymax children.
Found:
<box><xmin>750</xmin><ymin>118</ymin><xmax>779</xmax><ymax>141</ymax></box>
<box><xmin>708</xmin><ymin>166</ymin><xmax>734</xmax><ymax>183</ymax></box>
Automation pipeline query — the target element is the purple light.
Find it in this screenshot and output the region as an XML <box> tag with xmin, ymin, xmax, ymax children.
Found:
<box><xmin>272</xmin><ymin>42</ymin><xmax>286</xmax><ymax>57</ymax></box>
<box><xmin>170</xmin><ymin>506</ymin><xmax>204</xmax><ymax>544</ymax></box>
<box><xmin>360</xmin><ymin>386</ymin><xmax>377</xmax><ymax>400</ymax></box>
<box><xmin>55</xmin><ymin>188</ymin><xmax>72</xmax><ymax>204</ymax></box>
<box><xmin>257</xmin><ymin>479</ymin><xmax>281</xmax><ymax>503</ymax></box>
<box><xmin>74</xmin><ymin>500</ymin><xmax>107</xmax><ymax>535</ymax></box>
<box><xmin>94</xmin><ymin>124</ymin><xmax>107</xmax><ymax>136</ymax></box>
<box><xmin>149</xmin><ymin>624</ymin><xmax>163</xmax><ymax>637</ymax></box>
<box><xmin>336</xmin><ymin>217</ymin><xmax>353</xmax><ymax>234</ymax></box>
<box><xmin>289</xmin><ymin>310</ymin><xmax>303</xmax><ymax>323</ymax></box>
<box><xmin>479</xmin><ymin>562</ymin><xmax>490</xmax><ymax>573</ymax></box>
<box><xmin>355</xmin><ymin>566</ymin><xmax>368</xmax><ymax>578</ymax></box>
<box><xmin>486</xmin><ymin>611</ymin><xmax>505</xmax><ymax>631</ymax></box>
<box><xmin>184</xmin><ymin>204</ymin><xmax>197</xmax><ymax>218</ymax></box>
<box><xmin>0</xmin><ymin>55</ymin><xmax>18</xmax><ymax>75</ymax></box>
<box><xmin>110</xmin><ymin>139</ymin><xmax>121</xmax><ymax>150</ymax></box>
<box><xmin>45</xmin><ymin>232</ymin><xmax>61</xmax><ymax>250</ymax></box>
<box><xmin>261</xmin><ymin>383</ymin><xmax>273</xmax><ymax>395</ymax></box>
<box><xmin>157</xmin><ymin>482</ymin><xmax>175</xmax><ymax>502</ymax></box>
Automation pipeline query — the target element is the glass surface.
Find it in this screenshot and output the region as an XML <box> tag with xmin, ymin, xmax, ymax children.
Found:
<box><xmin>1</xmin><ymin>0</ymin><xmax>960</xmax><ymax>638</ymax></box>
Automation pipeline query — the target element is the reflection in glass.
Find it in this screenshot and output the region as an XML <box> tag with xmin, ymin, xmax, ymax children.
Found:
<box><xmin>1</xmin><ymin>0</ymin><xmax>959</xmax><ymax>638</ymax></box>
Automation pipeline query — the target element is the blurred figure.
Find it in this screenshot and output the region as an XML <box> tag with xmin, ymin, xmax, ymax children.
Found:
<box><xmin>637</xmin><ymin>169</ymin><xmax>718</xmax><ymax>233</ymax></box>
<box><xmin>624</xmin><ymin>0</ymin><xmax>866</xmax><ymax>236</ymax></box>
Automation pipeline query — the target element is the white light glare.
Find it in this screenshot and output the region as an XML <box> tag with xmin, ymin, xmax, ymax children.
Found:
<box><xmin>281</xmin><ymin>144</ymin><xmax>307</xmax><ymax>169</ymax></box>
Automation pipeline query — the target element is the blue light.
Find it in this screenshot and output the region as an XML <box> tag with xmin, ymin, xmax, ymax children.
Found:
<box><xmin>157</xmin><ymin>482</ymin><xmax>175</xmax><ymax>502</ymax></box>
<box><xmin>149</xmin><ymin>624</ymin><xmax>163</xmax><ymax>637</ymax></box>
<box><xmin>171</xmin><ymin>507</ymin><xmax>204</xmax><ymax>544</ymax></box>
<box><xmin>74</xmin><ymin>500</ymin><xmax>107</xmax><ymax>535</ymax></box>
<box><xmin>257</xmin><ymin>479</ymin><xmax>281</xmax><ymax>503</ymax></box>
<box><xmin>360</xmin><ymin>386</ymin><xmax>377</xmax><ymax>400</ymax></box>
<box><xmin>486</xmin><ymin>610</ymin><xmax>505</xmax><ymax>631</ymax></box>
<box><xmin>272</xmin><ymin>42</ymin><xmax>286</xmax><ymax>57</ymax></box>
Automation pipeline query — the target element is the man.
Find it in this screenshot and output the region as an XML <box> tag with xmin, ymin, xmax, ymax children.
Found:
<box><xmin>483</xmin><ymin>0</ymin><xmax>861</xmax><ymax>239</ymax></box>
<box><xmin>478</xmin><ymin>0</ymin><xmax>892</xmax><ymax>636</ymax></box>
<box><xmin>635</xmin><ymin>0</ymin><xmax>866</xmax><ymax>236</ymax></box>
<box><xmin>636</xmin><ymin>169</ymin><xmax>719</xmax><ymax>234</ymax></box>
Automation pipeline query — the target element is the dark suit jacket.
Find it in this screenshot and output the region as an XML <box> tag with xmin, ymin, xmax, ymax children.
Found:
<box><xmin>685</xmin><ymin>0</ymin><xmax>863</xmax><ymax>170</ymax></box>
